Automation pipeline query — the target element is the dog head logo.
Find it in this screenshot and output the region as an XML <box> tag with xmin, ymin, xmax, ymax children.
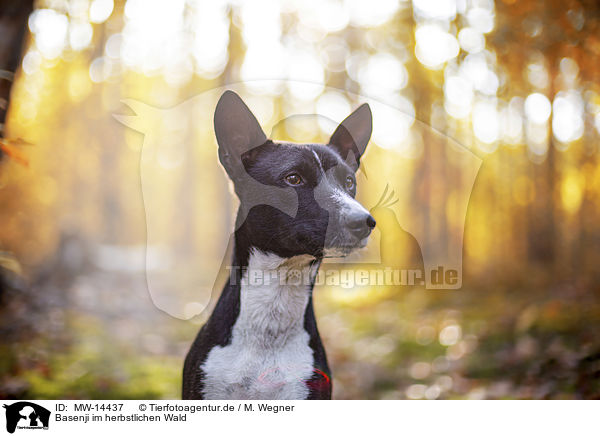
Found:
<box><xmin>3</xmin><ymin>402</ymin><xmax>50</xmax><ymax>433</ymax></box>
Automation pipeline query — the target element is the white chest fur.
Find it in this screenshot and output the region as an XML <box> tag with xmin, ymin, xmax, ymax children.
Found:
<box><xmin>200</xmin><ymin>251</ymin><xmax>317</xmax><ymax>400</ymax></box>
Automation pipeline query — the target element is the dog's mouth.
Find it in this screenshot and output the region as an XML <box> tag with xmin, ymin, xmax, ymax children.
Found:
<box><xmin>322</xmin><ymin>236</ymin><xmax>370</xmax><ymax>258</ymax></box>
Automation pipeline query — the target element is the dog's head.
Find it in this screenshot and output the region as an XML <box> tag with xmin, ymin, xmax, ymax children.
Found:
<box><xmin>215</xmin><ymin>91</ymin><xmax>375</xmax><ymax>259</ymax></box>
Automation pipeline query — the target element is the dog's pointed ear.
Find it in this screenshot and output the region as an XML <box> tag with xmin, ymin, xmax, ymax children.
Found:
<box><xmin>214</xmin><ymin>91</ymin><xmax>267</xmax><ymax>180</ymax></box>
<box><xmin>329</xmin><ymin>103</ymin><xmax>372</xmax><ymax>171</ymax></box>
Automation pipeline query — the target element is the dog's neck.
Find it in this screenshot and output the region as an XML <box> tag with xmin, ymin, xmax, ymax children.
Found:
<box><xmin>184</xmin><ymin>214</ymin><xmax>331</xmax><ymax>400</ymax></box>
<box><xmin>199</xmin><ymin>245</ymin><xmax>323</xmax><ymax>400</ymax></box>
<box><xmin>236</xmin><ymin>250</ymin><xmax>318</xmax><ymax>345</ymax></box>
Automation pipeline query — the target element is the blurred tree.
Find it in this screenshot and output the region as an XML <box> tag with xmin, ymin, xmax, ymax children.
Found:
<box><xmin>0</xmin><ymin>0</ymin><xmax>33</xmax><ymax>161</ymax></box>
<box><xmin>490</xmin><ymin>0</ymin><xmax>600</xmax><ymax>267</ymax></box>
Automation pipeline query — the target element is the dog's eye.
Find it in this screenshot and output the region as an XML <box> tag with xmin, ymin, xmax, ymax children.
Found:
<box><xmin>345</xmin><ymin>176</ymin><xmax>355</xmax><ymax>190</ymax></box>
<box><xmin>285</xmin><ymin>174</ymin><xmax>303</xmax><ymax>186</ymax></box>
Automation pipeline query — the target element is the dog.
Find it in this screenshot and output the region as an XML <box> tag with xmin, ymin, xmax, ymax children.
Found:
<box><xmin>182</xmin><ymin>91</ymin><xmax>375</xmax><ymax>400</ymax></box>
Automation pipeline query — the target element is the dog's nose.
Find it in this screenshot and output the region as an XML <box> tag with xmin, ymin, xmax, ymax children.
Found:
<box><xmin>346</xmin><ymin>212</ymin><xmax>376</xmax><ymax>239</ymax></box>
<box><xmin>366</xmin><ymin>215</ymin><xmax>376</xmax><ymax>229</ymax></box>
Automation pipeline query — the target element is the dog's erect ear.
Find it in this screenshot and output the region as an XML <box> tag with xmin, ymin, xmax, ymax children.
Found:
<box><xmin>328</xmin><ymin>103</ymin><xmax>372</xmax><ymax>171</ymax></box>
<box><xmin>214</xmin><ymin>91</ymin><xmax>267</xmax><ymax>180</ymax></box>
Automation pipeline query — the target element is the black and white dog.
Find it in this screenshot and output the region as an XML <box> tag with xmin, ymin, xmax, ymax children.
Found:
<box><xmin>182</xmin><ymin>91</ymin><xmax>375</xmax><ymax>400</ymax></box>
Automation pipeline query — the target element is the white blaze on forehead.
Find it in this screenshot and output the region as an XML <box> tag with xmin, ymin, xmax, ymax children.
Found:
<box><xmin>311</xmin><ymin>149</ymin><xmax>325</xmax><ymax>173</ymax></box>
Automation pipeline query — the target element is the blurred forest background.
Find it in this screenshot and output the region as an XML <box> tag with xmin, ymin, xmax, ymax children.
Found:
<box><xmin>1</xmin><ymin>0</ymin><xmax>600</xmax><ymax>399</ymax></box>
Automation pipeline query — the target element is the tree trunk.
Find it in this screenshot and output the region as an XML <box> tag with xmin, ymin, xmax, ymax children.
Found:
<box><xmin>0</xmin><ymin>0</ymin><xmax>33</xmax><ymax>148</ymax></box>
